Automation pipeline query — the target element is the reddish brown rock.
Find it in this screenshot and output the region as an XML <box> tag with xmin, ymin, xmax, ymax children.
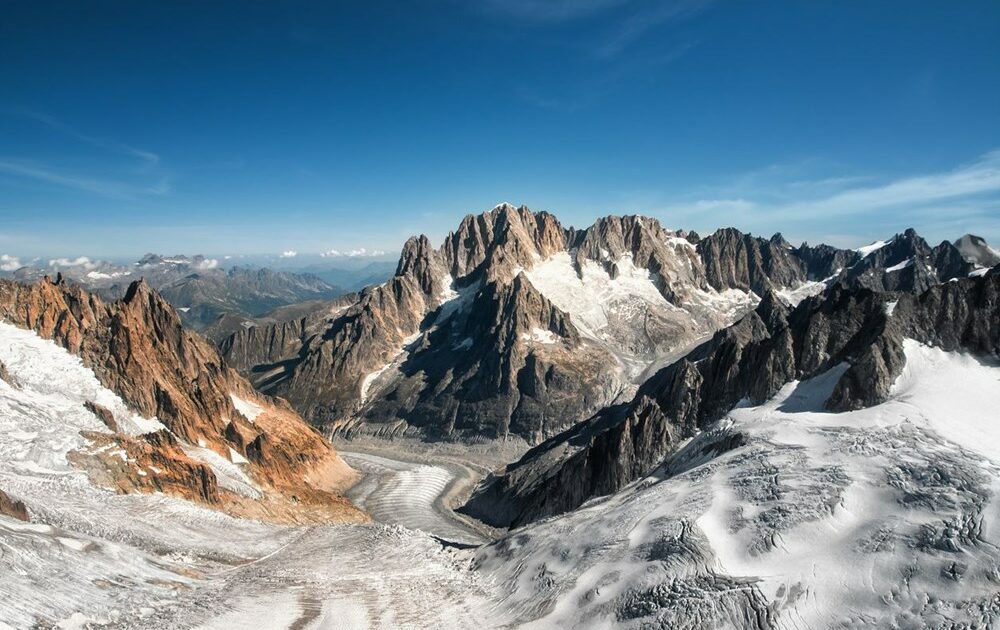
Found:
<box><xmin>84</xmin><ymin>400</ymin><xmax>118</xmax><ymax>432</ymax></box>
<box><xmin>0</xmin><ymin>276</ymin><xmax>364</xmax><ymax>524</ymax></box>
<box><xmin>0</xmin><ymin>489</ymin><xmax>29</xmax><ymax>522</ymax></box>
<box><xmin>0</xmin><ymin>360</ymin><xmax>18</xmax><ymax>388</ymax></box>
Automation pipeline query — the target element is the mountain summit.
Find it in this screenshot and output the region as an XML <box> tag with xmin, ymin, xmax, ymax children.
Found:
<box><xmin>221</xmin><ymin>204</ymin><xmax>979</xmax><ymax>446</ymax></box>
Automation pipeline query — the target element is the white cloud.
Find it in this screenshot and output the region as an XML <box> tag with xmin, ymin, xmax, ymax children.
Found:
<box><xmin>47</xmin><ymin>256</ymin><xmax>98</xmax><ymax>270</ymax></box>
<box><xmin>320</xmin><ymin>247</ymin><xmax>387</xmax><ymax>258</ymax></box>
<box><xmin>772</xmin><ymin>149</ymin><xmax>1000</xmax><ymax>219</ymax></box>
<box><xmin>280</xmin><ymin>250</ymin><xmax>298</xmax><ymax>258</ymax></box>
<box><xmin>658</xmin><ymin>149</ymin><xmax>1000</xmax><ymax>246</ymax></box>
<box><xmin>194</xmin><ymin>258</ymin><xmax>219</xmax><ymax>270</ymax></box>
<box><xmin>0</xmin><ymin>254</ymin><xmax>22</xmax><ymax>272</ymax></box>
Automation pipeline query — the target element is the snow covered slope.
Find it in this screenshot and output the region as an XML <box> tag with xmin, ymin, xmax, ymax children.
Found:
<box><xmin>0</xmin><ymin>322</ymin><xmax>294</xmax><ymax>627</ymax></box>
<box><xmin>525</xmin><ymin>251</ymin><xmax>756</xmax><ymax>379</ymax></box>
<box><xmin>4</xmin><ymin>324</ymin><xmax>1000</xmax><ymax>628</ymax></box>
<box><xmin>473</xmin><ymin>340</ymin><xmax>1000</xmax><ymax>628</ymax></box>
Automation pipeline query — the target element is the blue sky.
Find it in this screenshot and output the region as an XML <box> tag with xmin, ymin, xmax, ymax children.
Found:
<box><xmin>1</xmin><ymin>0</ymin><xmax>999</xmax><ymax>260</ymax></box>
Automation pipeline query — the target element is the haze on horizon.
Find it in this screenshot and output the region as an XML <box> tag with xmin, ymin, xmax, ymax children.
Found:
<box><xmin>1</xmin><ymin>1</ymin><xmax>999</xmax><ymax>260</ymax></box>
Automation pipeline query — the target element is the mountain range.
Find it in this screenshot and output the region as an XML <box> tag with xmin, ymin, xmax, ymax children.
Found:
<box><xmin>1</xmin><ymin>253</ymin><xmax>362</xmax><ymax>341</ymax></box>
<box><xmin>2</xmin><ymin>204</ymin><xmax>1000</xmax><ymax>628</ymax></box>
<box><xmin>221</xmin><ymin>204</ymin><xmax>991</xmax><ymax>448</ymax></box>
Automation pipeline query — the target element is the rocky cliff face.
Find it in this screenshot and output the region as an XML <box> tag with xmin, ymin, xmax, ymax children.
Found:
<box><xmin>222</xmin><ymin>204</ymin><xmax>973</xmax><ymax>443</ymax></box>
<box><xmin>223</xmin><ymin>206</ymin><xmax>980</xmax><ymax>448</ymax></box>
<box><xmin>223</xmin><ymin>205</ymin><xmax>808</xmax><ymax>443</ymax></box>
<box><xmin>841</xmin><ymin>228</ymin><xmax>975</xmax><ymax>293</ymax></box>
<box><xmin>0</xmin><ymin>276</ymin><xmax>363</xmax><ymax>523</ymax></box>
<box><xmin>464</xmin><ymin>270</ymin><xmax>1000</xmax><ymax>528</ymax></box>
<box><xmin>697</xmin><ymin>228</ymin><xmax>809</xmax><ymax>294</ymax></box>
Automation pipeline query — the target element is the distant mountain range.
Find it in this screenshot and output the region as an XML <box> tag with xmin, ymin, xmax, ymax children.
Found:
<box><xmin>0</xmin><ymin>253</ymin><xmax>395</xmax><ymax>341</ymax></box>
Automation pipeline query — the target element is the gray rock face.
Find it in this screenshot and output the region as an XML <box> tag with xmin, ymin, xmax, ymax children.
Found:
<box><xmin>464</xmin><ymin>273</ymin><xmax>1000</xmax><ymax>528</ymax></box>
<box><xmin>696</xmin><ymin>227</ymin><xmax>809</xmax><ymax>294</ymax></box>
<box><xmin>0</xmin><ymin>359</ymin><xmax>18</xmax><ymax>388</ymax></box>
<box><xmin>223</xmin><ymin>205</ymin><xmax>844</xmax><ymax>444</ymax></box>
<box><xmin>841</xmin><ymin>228</ymin><xmax>975</xmax><ymax>293</ymax></box>
<box><xmin>793</xmin><ymin>241</ymin><xmax>860</xmax><ymax>279</ymax></box>
<box><xmin>226</xmin><ymin>208</ymin><xmax>987</xmax><ymax>449</ymax></box>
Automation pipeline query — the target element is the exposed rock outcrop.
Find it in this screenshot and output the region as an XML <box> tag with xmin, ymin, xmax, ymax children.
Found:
<box><xmin>464</xmin><ymin>273</ymin><xmax>1000</xmax><ymax>528</ymax></box>
<box><xmin>842</xmin><ymin>229</ymin><xmax>974</xmax><ymax>293</ymax></box>
<box><xmin>0</xmin><ymin>276</ymin><xmax>364</xmax><ymax>523</ymax></box>
<box><xmin>0</xmin><ymin>360</ymin><xmax>18</xmax><ymax>388</ymax></box>
<box><xmin>697</xmin><ymin>227</ymin><xmax>809</xmax><ymax>294</ymax></box>
<box><xmin>793</xmin><ymin>241</ymin><xmax>860</xmax><ymax>279</ymax></box>
<box><xmin>222</xmin><ymin>206</ymin><xmax>794</xmax><ymax>443</ymax></box>
<box><xmin>0</xmin><ymin>488</ymin><xmax>29</xmax><ymax>521</ymax></box>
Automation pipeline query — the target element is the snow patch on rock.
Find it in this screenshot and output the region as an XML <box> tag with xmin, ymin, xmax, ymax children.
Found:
<box><xmin>524</xmin><ymin>251</ymin><xmax>672</xmax><ymax>339</ymax></box>
<box><xmin>229</xmin><ymin>394</ymin><xmax>263</xmax><ymax>423</ymax></box>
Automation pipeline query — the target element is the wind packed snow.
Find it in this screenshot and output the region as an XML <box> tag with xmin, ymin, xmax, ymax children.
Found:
<box><xmin>885</xmin><ymin>256</ymin><xmax>914</xmax><ymax>272</ymax></box>
<box><xmin>855</xmin><ymin>239</ymin><xmax>888</xmax><ymax>257</ymax></box>
<box><xmin>0</xmin><ymin>321</ymin><xmax>165</xmax><ymax>447</ymax></box>
<box><xmin>475</xmin><ymin>340</ymin><xmax>1000</xmax><ymax>628</ymax></box>
<box><xmin>893</xmin><ymin>339</ymin><xmax>1000</xmax><ymax>458</ymax></box>
<box><xmin>520</xmin><ymin>327</ymin><xmax>558</xmax><ymax>345</ymax></box>
<box><xmin>230</xmin><ymin>393</ymin><xmax>264</xmax><ymax>422</ymax></box>
<box><xmin>524</xmin><ymin>252</ymin><xmax>672</xmax><ymax>340</ymax></box>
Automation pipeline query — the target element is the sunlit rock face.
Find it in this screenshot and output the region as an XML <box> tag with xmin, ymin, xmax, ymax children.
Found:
<box><xmin>464</xmin><ymin>270</ymin><xmax>1000</xmax><ymax>529</ymax></box>
<box><xmin>223</xmin><ymin>206</ymin><xmax>878</xmax><ymax>444</ymax></box>
<box><xmin>0</xmin><ymin>276</ymin><xmax>364</xmax><ymax>522</ymax></box>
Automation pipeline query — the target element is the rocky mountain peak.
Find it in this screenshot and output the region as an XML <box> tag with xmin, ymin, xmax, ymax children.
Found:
<box><xmin>0</xmin><ymin>277</ymin><xmax>362</xmax><ymax>522</ymax></box>
<box><xmin>697</xmin><ymin>227</ymin><xmax>808</xmax><ymax>294</ymax></box>
<box><xmin>845</xmin><ymin>227</ymin><xmax>973</xmax><ymax>292</ymax></box>
<box><xmin>769</xmin><ymin>232</ymin><xmax>792</xmax><ymax>249</ymax></box>
<box><xmin>396</xmin><ymin>234</ymin><xmax>444</xmax><ymax>296</ymax></box>
<box><xmin>440</xmin><ymin>204</ymin><xmax>569</xmax><ymax>281</ymax></box>
<box><xmin>221</xmin><ymin>208</ymin><xmax>871</xmax><ymax>443</ymax></box>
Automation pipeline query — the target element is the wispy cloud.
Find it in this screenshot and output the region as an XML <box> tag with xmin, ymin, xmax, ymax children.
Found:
<box><xmin>478</xmin><ymin>0</ymin><xmax>631</xmax><ymax>22</ymax></box>
<box><xmin>595</xmin><ymin>0</ymin><xmax>711</xmax><ymax>59</ymax></box>
<box><xmin>658</xmin><ymin>150</ymin><xmax>1000</xmax><ymax>246</ymax></box>
<box><xmin>0</xmin><ymin>158</ymin><xmax>169</xmax><ymax>199</ymax></box>
<box><xmin>479</xmin><ymin>0</ymin><xmax>711</xmax><ymax>58</ymax></box>
<box><xmin>514</xmin><ymin>39</ymin><xmax>696</xmax><ymax>112</ymax></box>
<box><xmin>320</xmin><ymin>247</ymin><xmax>387</xmax><ymax>258</ymax></box>
<box><xmin>18</xmin><ymin>111</ymin><xmax>161</xmax><ymax>168</ymax></box>
<box><xmin>0</xmin><ymin>112</ymin><xmax>169</xmax><ymax>199</ymax></box>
